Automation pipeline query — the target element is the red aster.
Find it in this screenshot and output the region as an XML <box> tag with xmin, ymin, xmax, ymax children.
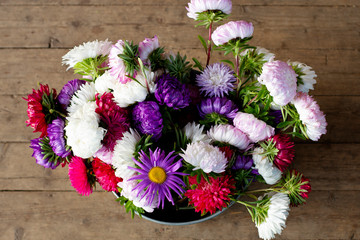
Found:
<box><xmin>185</xmin><ymin>175</ymin><xmax>236</xmax><ymax>214</ymax></box>
<box><xmin>95</xmin><ymin>92</ymin><xmax>129</xmax><ymax>151</ymax></box>
<box><xmin>24</xmin><ymin>84</ymin><xmax>58</xmax><ymax>137</ymax></box>
<box><xmin>279</xmin><ymin>169</ymin><xmax>311</xmax><ymax>206</ymax></box>
<box><xmin>219</xmin><ymin>145</ymin><xmax>234</xmax><ymax>161</ymax></box>
<box><xmin>92</xmin><ymin>157</ymin><xmax>122</xmax><ymax>192</ymax></box>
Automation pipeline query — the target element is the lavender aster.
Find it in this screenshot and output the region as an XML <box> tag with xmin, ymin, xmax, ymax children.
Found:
<box><xmin>48</xmin><ymin>118</ymin><xmax>71</xmax><ymax>158</ymax></box>
<box><xmin>30</xmin><ymin>137</ymin><xmax>60</xmax><ymax>169</ymax></box>
<box><xmin>196</xmin><ymin>63</ymin><xmax>236</xmax><ymax>97</ymax></box>
<box><xmin>129</xmin><ymin>148</ymin><xmax>186</xmax><ymax>208</ymax></box>
<box><xmin>58</xmin><ymin>79</ymin><xmax>86</xmax><ymax>109</ymax></box>
<box><xmin>212</xmin><ymin>21</ymin><xmax>254</xmax><ymax>46</ymax></box>
<box><xmin>132</xmin><ymin>101</ymin><xmax>163</xmax><ymax>140</ymax></box>
<box><xmin>198</xmin><ymin>97</ymin><xmax>238</xmax><ymax>124</ymax></box>
<box><xmin>155</xmin><ymin>74</ymin><xmax>191</xmax><ymax>109</ymax></box>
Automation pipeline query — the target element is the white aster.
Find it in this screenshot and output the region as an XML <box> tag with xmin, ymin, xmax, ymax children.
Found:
<box><xmin>288</xmin><ymin>61</ymin><xmax>317</xmax><ymax>93</ymax></box>
<box><xmin>186</xmin><ymin>0</ymin><xmax>232</xmax><ymax>20</ymax></box>
<box><xmin>67</xmin><ymin>82</ymin><xmax>96</xmax><ymax>115</ymax></box>
<box><xmin>62</xmin><ymin>39</ymin><xmax>112</xmax><ymax>70</ymax></box>
<box><xmin>183</xmin><ymin>122</ymin><xmax>211</xmax><ymax>143</ymax></box>
<box><xmin>118</xmin><ymin>178</ymin><xmax>158</xmax><ymax>212</ymax></box>
<box><xmin>180</xmin><ymin>141</ymin><xmax>227</xmax><ymax>173</ymax></box>
<box><xmin>112</xmin><ymin>129</ymin><xmax>141</xmax><ymax>179</ymax></box>
<box><xmin>207</xmin><ymin>124</ymin><xmax>250</xmax><ymax>150</ymax></box>
<box><xmin>256</xmin><ymin>192</ymin><xmax>290</xmax><ymax>240</ymax></box>
<box><xmin>65</xmin><ymin>101</ymin><xmax>106</xmax><ymax>158</ymax></box>
<box><xmin>241</xmin><ymin>47</ymin><xmax>275</xmax><ymax>63</ymax></box>
<box><xmin>94</xmin><ymin>71</ymin><xmax>118</xmax><ymax>95</ymax></box>
<box><xmin>112</xmin><ymin>69</ymin><xmax>155</xmax><ymax>107</ymax></box>
<box><xmin>252</xmin><ymin>147</ymin><xmax>282</xmax><ymax>185</ymax></box>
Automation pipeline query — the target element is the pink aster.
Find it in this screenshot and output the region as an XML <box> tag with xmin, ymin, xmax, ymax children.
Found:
<box><xmin>68</xmin><ymin>156</ymin><xmax>94</xmax><ymax>196</ymax></box>
<box><xmin>292</xmin><ymin>92</ymin><xmax>327</xmax><ymax>141</ymax></box>
<box><xmin>234</xmin><ymin>112</ymin><xmax>275</xmax><ymax>143</ymax></box>
<box><xmin>94</xmin><ymin>92</ymin><xmax>129</xmax><ymax>164</ymax></box>
<box><xmin>185</xmin><ymin>175</ymin><xmax>236</xmax><ymax>214</ymax></box>
<box><xmin>24</xmin><ymin>84</ymin><xmax>57</xmax><ymax>137</ymax></box>
<box><xmin>186</xmin><ymin>0</ymin><xmax>232</xmax><ymax>20</ymax></box>
<box><xmin>212</xmin><ymin>21</ymin><xmax>254</xmax><ymax>46</ymax></box>
<box><xmin>258</xmin><ymin>60</ymin><xmax>298</xmax><ymax>106</ymax></box>
<box><xmin>139</xmin><ymin>35</ymin><xmax>160</xmax><ymax>62</ymax></box>
<box><xmin>108</xmin><ymin>40</ymin><xmax>133</xmax><ymax>84</ymax></box>
<box><xmin>92</xmin><ymin>157</ymin><xmax>122</xmax><ymax>192</ymax></box>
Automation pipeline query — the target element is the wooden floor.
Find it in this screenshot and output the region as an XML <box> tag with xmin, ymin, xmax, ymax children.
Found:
<box><xmin>0</xmin><ymin>0</ymin><xmax>359</xmax><ymax>239</ymax></box>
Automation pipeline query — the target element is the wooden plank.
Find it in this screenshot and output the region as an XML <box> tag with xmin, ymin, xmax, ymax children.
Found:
<box><xmin>0</xmin><ymin>143</ymin><xmax>358</xmax><ymax>191</ymax></box>
<box><xmin>0</xmin><ymin>49</ymin><xmax>359</xmax><ymax>96</ymax></box>
<box><xmin>0</xmin><ymin>5</ymin><xmax>358</xmax><ymax>49</ymax></box>
<box><xmin>1</xmin><ymin>95</ymin><xmax>359</xmax><ymax>143</ymax></box>
<box><xmin>0</xmin><ymin>0</ymin><xmax>358</xmax><ymax>6</ymax></box>
<box><xmin>0</xmin><ymin>191</ymin><xmax>358</xmax><ymax>240</ymax></box>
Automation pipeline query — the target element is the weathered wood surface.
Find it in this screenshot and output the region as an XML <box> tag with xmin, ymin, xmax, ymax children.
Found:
<box><xmin>1</xmin><ymin>0</ymin><xmax>359</xmax><ymax>239</ymax></box>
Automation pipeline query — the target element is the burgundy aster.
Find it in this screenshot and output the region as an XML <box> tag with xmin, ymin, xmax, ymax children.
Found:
<box><xmin>271</xmin><ymin>134</ymin><xmax>295</xmax><ymax>172</ymax></box>
<box><xmin>47</xmin><ymin>118</ymin><xmax>71</xmax><ymax>158</ymax></box>
<box><xmin>155</xmin><ymin>74</ymin><xmax>191</xmax><ymax>109</ymax></box>
<box><xmin>30</xmin><ymin>137</ymin><xmax>60</xmax><ymax>169</ymax></box>
<box><xmin>58</xmin><ymin>79</ymin><xmax>86</xmax><ymax>109</ymax></box>
<box><xmin>132</xmin><ymin>101</ymin><xmax>163</xmax><ymax>140</ymax></box>
<box><xmin>198</xmin><ymin>97</ymin><xmax>238</xmax><ymax>120</ymax></box>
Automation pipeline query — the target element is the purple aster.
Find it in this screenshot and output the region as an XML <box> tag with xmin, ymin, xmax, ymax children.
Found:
<box><xmin>269</xmin><ymin>110</ymin><xmax>283</xmax><ymax>127</ymax></box>
<box><xmin>212</xmin><ymin>20</ymin><xmax>254</xmax><ymax>46</ymax></box>
<box><xmin>196</xmin><ymin>63</ymin><xmax>236</xmax><ymax>97</ymax></box>
<box><xmin>58</xmin><ymin>79</ymin><xmax>86</xmax><ymax>109</ymax></box>
<box><xmin>232</xmin><ymin>155</ymin><xmax>259</xmax><ymax>175</ymax></box>
<box><xmin>47</xmin><ymin>118</ymin><xmax>71</xmax><ymax>158</ymax></box>
<box><xmin>30</xmin><ymin>137</ymin><xmax>60</xmax><ymax>169</ymax></box>
<box><xmin>155</xmin><ymin>74</ymin><xmax>191</xmax><ymax>109</ymax></box>
<box><xmin>132</xmin><ymin>101</ymin><xmax>163</xmax><ymax>140</ymax></box>
<box><xmin>198</xmin><ymin>97</ymin><xmax>238</xmax><ymax>123</ymax></box>
<box><xmin>129</xmin><ymin>148</ymin><xmax>187</xmax><ymax>208</ymax></box>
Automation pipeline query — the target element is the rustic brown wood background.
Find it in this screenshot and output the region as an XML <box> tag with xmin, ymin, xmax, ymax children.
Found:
<box><xmin>0</xmin><ymin>0</ymin><xmax>359</xmax><ymax>239</ymax></box>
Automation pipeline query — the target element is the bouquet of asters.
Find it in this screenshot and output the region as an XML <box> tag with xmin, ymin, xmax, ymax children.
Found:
<box><xmin>24</xmin><ymin>0</ymin><xmax>327</xmax><ymax>239</ymax></box>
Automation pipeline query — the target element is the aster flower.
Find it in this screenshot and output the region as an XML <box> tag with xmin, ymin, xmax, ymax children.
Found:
<box><xmin>129</xmin><ymin>148</ymin><xmax>187</xmax><ymax>208</ymax></box>
<box><xmin>292</xmin><ymin>92</ymin><xmax>327</xmax><ymax>141</ymax></box>
<box><xmin>258</xmin><ymin>60</ymin><xmax>298</xmax><ymax>106</ymax></box>
<box><xmin>183</xmin><ymin>122</ymin><xmax>211</xmax><ymax>143</ymax></box>
<box><xmin>268</xmin><ymin>110</ymin><xmax>283</xmax><ymax>127</ymax></box>
<box><xmin>232</xmin><ymin>155</ymin><xmax>253</xmax><ymax>170</ymax></box>
<box><xmin>196</xmin><ymin>63</ymin><xmax>236</xmax><ymax>97</ymax></box>
<box><xmin>234</xmin><ymin>112</ymin><xmax>275</xmax><ymax>143</ymax></box>
<box><xmin>30</xmin><ymin>137</ymin><xmax>60</xmax><ymax>169</ymax></box>
<box><xmin>279</xmin><ymin>169</ymin><xmax>311</xmax><ymax>206</ymax></box>
<box><xmin>58</xmin><ymin>79</ymin><xmax>86</xmax><ymax>110</ymax></box>
<box><xmin>241</xmin><ymin>47</ymin><xmax>275</xmax><ymax>63</ymax></box>
<box><xmin>185</xmin><ymin>175</ymin><xmax>236</xmax><ymax>214</ymax></box>
<box><xmin>94</xmin><ymin>71</ymin><xmax>118</xmax><ymax>95</ymax></box>
<box><xmin>186</xmin><ymin>0</ymin><xmax>232</xmax><ymax>20</ymax></box>
<box><xmin>94</xmin><ymin>92</ymin><xmax>129</xmax><ymax>163</ymax></box>
<box><xmin>255</xmin><ymin>193</ymin><xmax>290</xmax><ymax>240</ymax></box>
<box><xmin>118</xmin><ymin>178</ymin><xmax>158</xmax><ymax>213</ymax></box>
<box><xmin>66</xmin><ymin>82</ymin><xmax>96</xmax><ymax>115</ymax></box>
<box><xmin>198</xmin><ymin>97</ymin><xmax>238</xmax><ymax>124</ymax></box>
<box><xmin>259</xmin><ymin>134</ymin><xmax>295</xmax><ymax>172</ymax></box>
<box><xmin>155</xmin><ymin>74</ymin><xmax>191</xmax><ymax>109</ymax></box>
<box><xmin>252</xmin><ymin>147</ymin><xmax>282</xmax><ymax>185</ymax></box>
<box><xmin>208</xmin><ymin>124</ymin><xmax>250</xmax><ymax>150</ymax></box>
<box><xmin>212</xmin><ymin>21</ymin><xmax>254</xmax><ymax>46</ymax></box>
<box><xmin>62</xmin><ymin>39</ymin><xmax>112</xmax><ymax>70</ymax></box>
<box><xmin>113</xmin><ymin>129</ymin><xmax>141</xmax><ymax>179</ymax></box>
<box><xmin>132</xmin><ymin>101</ymin><xmax>163</xmax><ymax>140</ymax></box>
<box><xmin>92</xmin><ymin>157</ymin><xmax>122</xmax><ymax>192</ymax></box>
<box><xmin>139</xmin><ymin>35</ymin><xmax>160</xmax><ymax>62</ymax></box>
<box><xmin>68</xmin><ymin>156</ymin><xmax>95</xmax><ymax>196</ymax></box>
<box><xmin>47</xmin><ymin>118</ymin><xmax>71</xmax><ymax>158</ymax></box>
<box><xmin>180</xmin><ymin>141</ymin><xmax>227</xmax><ymax>173</ymax></box>
<box><xmin>24</xmin><ymin>84</ymin><xmax>58</xmax><ymax>137</ymax></box>
<box><xmin>65</xmin><ymin>101</ymin><xmax>106</xmax><ymax>158</ymax></box>
<box><xmin>288</xmin><ymin>61</ymin><xmax>317</xmax><ymax>93</ymax></box>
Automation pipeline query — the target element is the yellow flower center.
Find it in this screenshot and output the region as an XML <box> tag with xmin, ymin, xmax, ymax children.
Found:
<box><xmin>148</xmin><ymin>167</ymin><xmax>167</xmax><ymax>184</ymax></box>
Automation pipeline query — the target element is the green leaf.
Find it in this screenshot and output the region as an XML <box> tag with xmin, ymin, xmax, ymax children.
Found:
<box><xmin>198</xmin><ymin>35</ymin><xmax>208</xmax><ymax>53</ymax></box>
<box><xmin>220</xmin><ymin>59</ymin><xmax>235</xmax><ymax>69</ymax></box>
<box><xmin>277</xmin><ymin>121</ymin><xmax>294</xmax><ymax>129</ymax></box>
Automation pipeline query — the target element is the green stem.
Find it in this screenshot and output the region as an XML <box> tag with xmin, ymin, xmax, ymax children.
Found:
<box><xmin>49</xmin><ymin>109</ymin><xmax>67</xmax><ymax>118</ymax></box>
<box><xmin>236</xmin><ymin>200</ymin><xmax>256</xmax><ymax>209</ymax></box>
<box><xmin>206</xmin><ymin>21</ymin><xmax>213</xmax><ymax>66</ymax></box>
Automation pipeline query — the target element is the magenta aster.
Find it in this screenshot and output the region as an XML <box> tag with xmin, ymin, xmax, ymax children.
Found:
<box><xmin>92</xmin><ymin>157</ymin><xmax>122</xmax><ymax>192</ymax></box>
<box><xmin>68</xmin><ymin>156</ymin><xmax>95</xmax><ymax>196</ymax></box>
<box><xmin>129</xmin><ymin>148</ymin><xmax>186</xmax><ymax>208</ymax></box>
<box><xmin>196</xmin><ymin>63</ymin><xmax>236</xmax><ymax>97</ymax></box>
<box><xmin>185</xmin><ymin>175</ymin><xmax>236</xmax><ymax>214</ymax></box>
<box><xmin>212</xmin><ymin>21</ymin><xmax>254</xmax><ymax>46</ymax></box>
